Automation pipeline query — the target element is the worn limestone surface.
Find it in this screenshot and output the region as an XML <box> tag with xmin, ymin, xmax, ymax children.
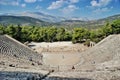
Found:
<box><xmin>0</xmin><ymin>34</ymin><xmax>120</xmax><ymax>80</ymax></box>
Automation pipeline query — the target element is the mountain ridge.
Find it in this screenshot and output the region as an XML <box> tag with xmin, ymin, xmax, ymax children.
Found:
<box><xmin>0</xmin><ymin>15</ymin><xmax>50</xmax><ymax>26</ymax></box>
<box><xmin>1</xmin><ymin>12</ymin><xmax>66</xmax><ymax>23</ymax></box>
<box><xmin>58</xmin><ymin>14</ymin><xmax>120</xmax><ymax>28</ymax></box>
<box><xmin>0</xmin><ymin>13</ymin><xmax>120</xmax><ymax>28</ymax></box>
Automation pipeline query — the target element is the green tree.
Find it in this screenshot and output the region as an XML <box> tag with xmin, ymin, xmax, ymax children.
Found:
<box><xmin>56</xmin><ymin>28</ymin><xmax>65</xmax><ymax>41</ymax></box>
<box><xmin>111</xmin><ymin>19</ymin><xmax>120</xmax><ymax>34</ymax></box>
<box><xmin>29</xmin><ymin>27</ymin><xmax>40</xmax><ymax>41</ymax></box>
<box><xmin>46</xmin><ymin>27</ymin><xmax>57</xmax><ymax>42</ymax></box>
<box><xmin>5</xmin><ymin>24</ymin><xmax>16</xmax><ymax>37</ymax></box>
<box><xmin>72</xmin><ymin>28</ymin><xmax>89</xmax><ymax>43</ymax></box>
<box><xmin>0</xmin><ymin>25</ymin><xmax>5</xmax><ymax>34</ymax></box>
<box><xmin>14</xmin><ymin>25</ymin><xmax>22</xmax><ymax>41</ymax></box>
<box><xmin>21</xmin><ymin>26</ymin><xmax>35</xmax><ymax>42</ymax></box>
<box><xmin>102</xmin><ymin>22</ymin><xmax>113</xmax><ymax>37</ymax></box>
<box><xmin>64</xmin><ymin>31</ymin><xmax>72</xmax><ymax>41</ymax></box>
<box><xmin>38</xmin><ymin>28</ymin><xmax>48</xmax><ymax>42</ymax></box>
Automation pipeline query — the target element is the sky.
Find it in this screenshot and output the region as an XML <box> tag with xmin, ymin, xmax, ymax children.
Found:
<box><xmin>0</xmin><ymin>0</ymin><xmax>120</xmax><ymax>20</ymax></box>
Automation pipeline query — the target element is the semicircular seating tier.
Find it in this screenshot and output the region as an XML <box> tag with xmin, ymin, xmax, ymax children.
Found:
<box><xmin>0</xmin><ymin>35</ymin><xmax>42</xmax><ymax>63</ymax></box>
<box><xmin>75</xmin><ymin>34</ymin><xmax>120</xmax><ymax>70</ymax></box>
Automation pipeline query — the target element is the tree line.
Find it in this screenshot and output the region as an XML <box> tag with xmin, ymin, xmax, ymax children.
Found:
<box><xmin>0</xmin><ymin>19</ymin><xmax>120</xmax><ymax>46</ymax></box>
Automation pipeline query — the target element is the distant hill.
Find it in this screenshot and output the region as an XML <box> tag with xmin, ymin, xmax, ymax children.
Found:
<box><xmin>58</xmin><ymin>14</ymin><xmax>120</xmax><ymax>29</ymax></box>
<box><xmin>1</xmin><ymin>12</ymin><xmax>66</xmax><ymax>23</ymax></box>
<box><xmin>0</xmin><ymin>15</ymin><xmax>50</xmax><ymax>26</ymax></box>
<box><xmin>99</xmin><ymin>14</ymin><xmax>120</xmax><ymax>22</ymax></box>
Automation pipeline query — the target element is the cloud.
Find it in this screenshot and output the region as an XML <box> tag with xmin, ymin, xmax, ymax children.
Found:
<box><xmin>11</xmin><ymin>1</ymin><xmax>19</xmax><ymax>6</ymax></box>
<box><xmin>47</xmin><ymin>0</ymin><xmax>65</xmax><ymax>10</ymax></box>
<box><xmin>35</xmin><ymin>5</ymin><xmax>41</xmax><ymax>9</ymax></box>
<box><xmin>0</xmin><ymin>0</ymin><xmax>27</xmax><ymax>8</ymax></box>
<box><xmin>89</xmin><ymin>0</ymin><xmax>113</xmax><ymax>15</ymax></box>
<box><xmin>69</xmin><ymin>0</ymin><xmax>79</xmax><ymax>3</ymax></box>
<box><xmin>24</xmin><ymin>0</ymin><xmax>36</xmax><ymax>3</ymax></box>
<box><xmin>91</xmin><ymin>0</ymin><xmax>112</xmax><ymax>7</ymax></box>
<box><xmin>93</xmin><ymin>7</ymin><xmax>112</xmax><ymax>14</ymax></box>
<box><xmin>91</xmin><ymin>0</ymin><xmax>98</xmax><ymax>7</ymax></box>
<box><xmin>47</xmin><ymin>0</ymin><xmax>80</xmax><ymax>10</ymax></box>
<box><xmin>0</xmin><ymin>0</ymin><xmax>19</xmax><ymax>6</ymax></box>
<box><xmin>21</xmin><ymin>3</ymin><xmax>26</xmax><ymax>7</ymax></box>
<box><xmin>61</xmin><ymin>5</ymin><xmax>79</xmax><ymax>14</ymax></box>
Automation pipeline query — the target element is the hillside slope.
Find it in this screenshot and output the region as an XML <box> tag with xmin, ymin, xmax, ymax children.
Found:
<box><xmin>58</xmin><ymin>14</ymin><xmax>120</xmax><ymax>28</ymax></box>
<box><xmin>0</xmin><ymin>15</ymin><xmax>49</xmax><ymax>26</ymax></box>
<box><xmin>2</xmin><ymin>12</ymin><xmax>66</xmax><ymax>23</ymax></box>
<box><xmin>18</xmin><ymin>12</ymin><xmax>66</xmax><ymax>22</ymax></box>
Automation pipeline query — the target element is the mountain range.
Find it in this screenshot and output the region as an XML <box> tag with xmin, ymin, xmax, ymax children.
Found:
<box><xmin>0</xmin><ymin>12</ymin><xmax>120</xmax><ymax>28</ymax></box>
<box><xmin>1</xmin><ymin>12</ymin><xmax>66</xmax><ymax>23</ymax></box>
<box><xmin>0</xmin><ymin>15</ymin><xmax>51</xmax><ymax>26</ymax></box>
<box><xmin>58</xmin><ymin>14</ymin><xmax>120</xmax><ymax>28</ymax></box>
